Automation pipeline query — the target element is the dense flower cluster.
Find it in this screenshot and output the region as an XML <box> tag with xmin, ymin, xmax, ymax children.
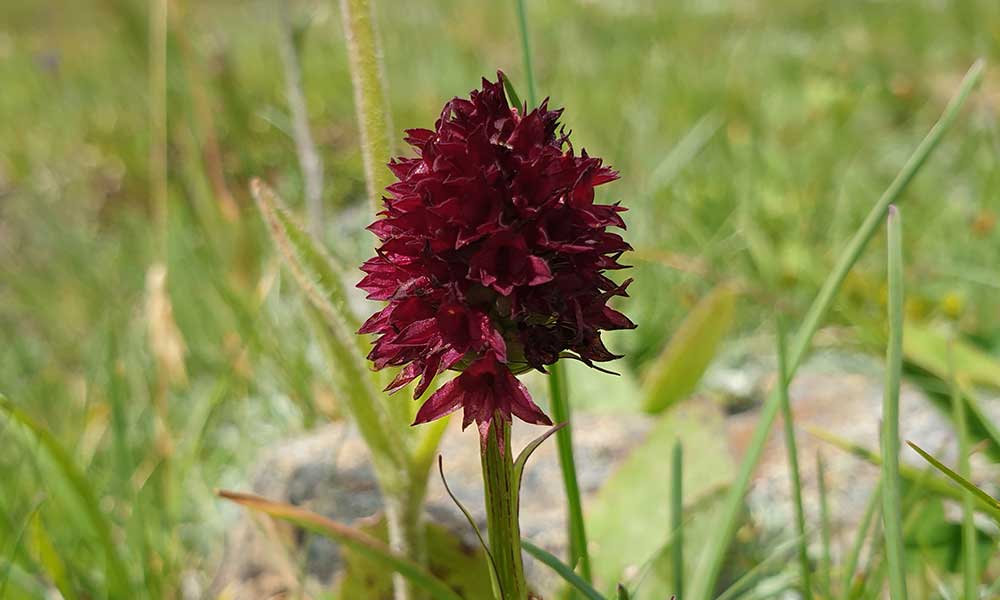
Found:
<box><xmin>358</xmin><ymin>72</ymin><xmax>634</xmax><ymax>440</ymax></box>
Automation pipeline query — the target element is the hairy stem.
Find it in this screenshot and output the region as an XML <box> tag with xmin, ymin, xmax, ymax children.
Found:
<box><xmin>482</xmin><ymin>420</ymin><xmax>528</xmax><ymax>600</ymax></box>
<box><xmin>338</xmin><ymin>0</ymin><xmax>394</xmax><ymax>217</ymax></box>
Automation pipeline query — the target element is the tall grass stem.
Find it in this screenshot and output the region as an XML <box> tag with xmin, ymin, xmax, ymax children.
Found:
<box><xmin>882</xmin><ymin>205</ymin><xmax>908</xmax><ymax>600</ymax></box>
<box><xmin>776</xmin><ymin>323</ymin><xmax>811</xmax><ymax>600</ymax></box>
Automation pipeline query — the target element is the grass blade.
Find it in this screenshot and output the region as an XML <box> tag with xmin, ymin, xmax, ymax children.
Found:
<box><xmin>521</xmin><ymin>541</ymin><xmax>605</xmax><ymax>600</ymax></box>
<box><xmin>513</xmin><ymin>0</ymin><xmax>537</xmax><ymax>107</ymax></box>
<box><xmin>671</xmin><ymin>441</ymin><xmax>684</xmax><ymax>600</ymax></box>
<box><xmin>949</xmin><ymin>353</ymin><xmax>978</xmax><ymax>600</ymax></box>
<box><xmin>547</xmin><ymin>365</ymin><xmax>592</xmax><ymax>584</ymax></box>
<box><xmin>840</xmin><ymin>480</ymin><xmax>881</xmax><ymax>596</ymax></box>
<box><xmin>218</xmin><ymin>490</ymin><xmax>463</xmax><ymax>600</ymax></box>
<box><xmin>776</xmin><ymin>323</ymin><xmax>811</xmax><ymax>600</ymax></box>
<box><xmin>816</xmin><ymin>451</ymin><xmax>833</xmax><ymax>599</ymax></box>
<box><xmin>0</xmin><ymin>395</ymin><xmax>132</xmax><ymax>597</ymax></box>
<box><xmin>688</xmin><ymin>59</ymin><xmax>984</xmax><ymax>600</ymax></box>
<box><xmin>616</xmin><ymin>583</ymin><xmax>631</xmax><ymax>600</ymax></box>
<box><xmin>905</xmin><ymin>441</ymin><xmax>1000</xmax><ymax>518</ymax></box>
<box><xmin>882</xmin><ymin>205</ymin><xmax>908</xmax><ymax>600</ymax></box>
<box><xmin>808</xmin><ymin>426</ymin><xmax>1000</xmax><ymax>521</ymax></box>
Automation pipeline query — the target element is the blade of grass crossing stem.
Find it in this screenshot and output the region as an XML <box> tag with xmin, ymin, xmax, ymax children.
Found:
<box><xmin>671</xmin><ymin>441</ymin><xmax>684</xmax><ymax>600</ymax></box>
<box><xmin>511</xmin><ymin>0</ymin><xmax>591</xmax><ymax>585</ymax></box>
<box><xmin>521</xmin><ymin>541</ymin><xmax>605</xmax><ymax>600</ymax></box>
<box><xmin>817</xmin><ymin>451</ymin><xmax>833</xmax><ymax>599</ymax></box>
<box><xmin>882</xmin><ymin>206</ymin><xmax>908</xmax><ymax>600</ymax></box>
<box><xmin>688</xmin><ymin>60</ymin><xmax>984</xmax><ymax>600</ymax></box>
<box><xmin>776</xmin><ymin>323</ymin><xmax>811</xmax><ymax>600</ymax></box>
<box><xmin>949</xmin><ymin>355</ymin><xmax>978</xmax><ymax>600</ymax></box>
<box><xmin>218</xmin><ymin>491</ymin><xmax>463</xmax><ymax>600</ymax></box>
<box><xmin>841</xmin><ymin>480</ymin><xmax>881</xmax><ymax>596</ymax></box>
<box><xmin>905</xmin><ymin>442</ymin><xmax>1000</xmax><ymax>517</ymax></box>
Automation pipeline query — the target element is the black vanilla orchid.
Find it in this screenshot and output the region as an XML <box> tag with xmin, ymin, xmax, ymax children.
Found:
<box><xmin>358</xmin><ymin>72</ymin><xmax>634</xmax><ymax>441</ymax></box>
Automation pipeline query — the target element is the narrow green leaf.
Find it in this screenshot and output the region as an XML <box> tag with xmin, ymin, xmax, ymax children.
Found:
<box><xmin>948</xmin><ymin>351</ymin><xmax>979</xmax><ymax>600</ymax></box>
<box><xmin>671</xmin><ymin>441</ymin><xmax>684</xmax><ymax>600</ymax></box>
<box><xmin>547</xmin><ymin>363</ymin><xmax>592</xmax><ymax>585</ymax></box>
<box><xmin>642</xmin><ymin>283</ymin><xmax>736</xmax><ymax>413</ymax></box>
<box><xmin>513</xmin><ymin>421</ymin><xmax>567</xmax><ymax>493</ymax></box>
<box><xmin>882</xmin><ymin>205</ymin><xmax>908</xmax><ymax>600</ymax></box>
<box><xmin>688</xmin><ymin>59</ymin><xmax>985</xmax><ymax>600</ymax></box>
<box><xmin>616</xmin><ymin>583</ymin><xmax>631</xmax><ymax>600</ymax></box>
<box><xmin>438</xmin><ymin>457</ymin><xmax>503</xmax><ymax>598</ymax></box>
<box><xmin>512</xmin><ymin>0</ymin><xmax>537</xmax><ymax>107</ymax></box>
<box><xmin>218</xmin><ymin>490</ymin><xmax>464</xmax><ymax>600</ymax></box>
<box><xmin>522</xmin><ymin>541</ymin><xmax>606</xmax><ymax>600</ymax></box>
<box><xmin>776</xmin><ymin>322</ymin><xmax>811</xmax><ymax>600</ymax></box>
<box><xmin>905</xmin><ymin>442</ymin><xmax>1000</xmax><ymax>519</ymax></box>
<box><xmin>816</xmin><ymin>451</ymin><xmax>833</xmax><ymax>599</ymax></box>
<box><xmin>500</xmin><ymin>72</ymin><xmax>523</xmax><ymax>112</ymax></box>
<box><xmin>0</xmin><ymin>395</ymin><xmax>131</xmax><ymax>597</ymax></box>
<box><xmin>841</xmin><ymin>480</ymin><xmax>881</xmax><ymax>596</ymax></box>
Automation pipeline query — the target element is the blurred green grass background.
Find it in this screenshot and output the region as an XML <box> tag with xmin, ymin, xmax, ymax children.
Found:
<box><xmin>1</xmin><ymin>0</ymin><xmax>998</xmax><ymax>598</ymax></box>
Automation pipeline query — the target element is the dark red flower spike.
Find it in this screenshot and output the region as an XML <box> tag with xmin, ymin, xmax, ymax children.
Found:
<box><xmin>358</xmin><ymin>72</ymin><xmax>635</xmax><ymax>441</ymax></box>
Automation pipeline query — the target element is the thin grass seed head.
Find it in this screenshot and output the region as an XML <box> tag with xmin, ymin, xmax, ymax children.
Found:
<box><xmin>358</xmin><ymin>72</ymin><xmax>635</xmax><ymax>442</ymax></box>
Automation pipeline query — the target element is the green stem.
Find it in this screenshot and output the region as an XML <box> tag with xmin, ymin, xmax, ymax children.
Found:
<box><xmin>671</xmin><ymin>441</ymin><xmax>684</xmax><ymax>600</ymax></box>
<box><xmin>338</xmin><ymin>0</ymin><xmax>395</xmax><ymax>218</ymax></box>
<box><xmin>776</xmin><ymin>324</ymin><xmax>811</xmax><ymax>600</ymax></box>
<box><xmin>949</xmin><ymin>358</ymin><xmax>978</xmax><ymax>600</ymax></box>
<box><xmin>882</xmin><ymin>206</ymin><xmax>908</xmax><ymax>600</ymax></box>
<box><xmin>548</xmin><ymin>364</ymin><xmax>593</xmax><ymax>585</ymax></box>
<box><xmin>482</xmin><ymin>419</ymin><xmax>528</xmax><ymax>600</ymax></box>
<box><xmin>514</xmin><ymin>0</ymin><xmax>538</xmax><ymax>107</ymax></box>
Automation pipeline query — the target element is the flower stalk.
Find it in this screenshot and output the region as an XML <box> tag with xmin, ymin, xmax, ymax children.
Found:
<box><xmin>481</xmin><ymin>418</ymin><xmax>528</xmax><ymax>600</ymax></box>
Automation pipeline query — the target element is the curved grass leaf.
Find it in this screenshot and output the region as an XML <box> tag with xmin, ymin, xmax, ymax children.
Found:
<box><xmin>0</xmin><ymin>395</ymin><xmax>131</xmax><ymax>597</ymax></box>
<box><xmin>906</xmin><ymin>441</ymin><xmax>1000</xmax><ymax>522</ymax></box>
<box><xmin>438</xmin><ymin>456</ymin><xmax>503</xmax><ymax>598</ymax></box>
<box><xmin>513</xmin><ymin>421</ymin><xmax>566</xmax><ymax>495</ymax></box>
<box><xmin>522</xmin><ymin>541</ymin><xmax>606</xmax><ymax>600</ymax></box>
<box><xmin>642</xmin><ymin>283</ymin><xmax>736</xmax><ymax>413</ymax></box>
<box><xmin>217</xmin><ymin>490</ymin><xmax>464</xmax><ymax>600</ymax></box>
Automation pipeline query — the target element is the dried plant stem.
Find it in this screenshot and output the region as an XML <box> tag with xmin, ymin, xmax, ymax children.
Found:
<box><xmin>339</xmin><ymin>0</ymin><xmax>394</xmax><ymax>217</ymax></box>
<box><xmin>278</xmin><ymin>3</ymin><xmax>325</xmax><ymax>237</ymax></box>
